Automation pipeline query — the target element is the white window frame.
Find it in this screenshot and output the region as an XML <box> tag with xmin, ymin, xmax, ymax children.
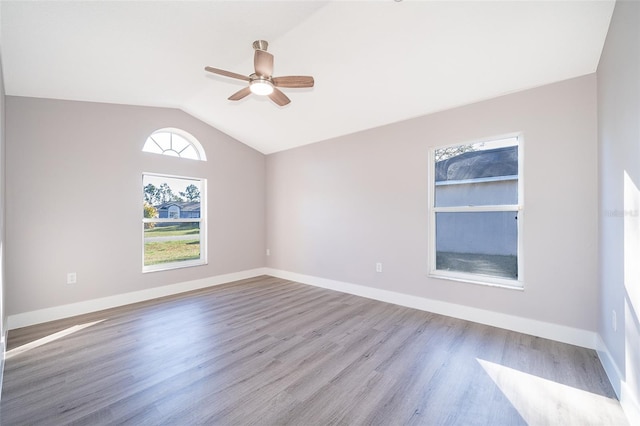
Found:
<box><xmin>428</xmin><ymin>133</ymin><xmax>524</xmax><ymax>289</ymax></box>
<box><xmin>142</xmin><ymin>173</ymin><xmax>207</xmax><ymax>273</ymax></box>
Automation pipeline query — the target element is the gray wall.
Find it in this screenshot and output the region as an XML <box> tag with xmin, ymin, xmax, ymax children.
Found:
<box><xmin>5</xmin><ymin>97</ymin><xmax>265</xmax><ymax>315</ymax></box>
<box><xmin>266</xmin><ymin>74</ymin><xmax>598</xmax><ymax>330</ymax></box>
<box><xmin>597</xmin><ymin>0</ymin><xmax>640</xmax><ymax>414</ymax></box>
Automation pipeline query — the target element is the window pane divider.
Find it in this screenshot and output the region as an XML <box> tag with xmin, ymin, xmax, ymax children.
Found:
<box><xmin>143</xmin><ymin>218</ymin><xmax>201</xmax><ymax>224</ymax></box>
<box><xmin>433</xmin><ymin>204</ymin><xmax>521</xmax><ymax>213</ymax></box>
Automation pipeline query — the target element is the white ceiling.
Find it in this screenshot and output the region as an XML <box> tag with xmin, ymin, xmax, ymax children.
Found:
<box><xmin>1</xmin><ymin>1</ymin><xmax>615</xmax><ymax>154</ymax></box>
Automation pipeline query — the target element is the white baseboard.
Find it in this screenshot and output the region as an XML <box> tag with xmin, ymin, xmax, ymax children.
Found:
<box><xmin>6</xmin><ymin>268</ymin><xmax>268</xmax><ymax>330</ymax></box>
<box><xmin>6</xmin><ymin>268</ymin><xmax>635</xmax><ymax>422</ymax></box>
<box><xmin>597</xmin><ymin>335</ymin><xmax>640</xmax><ymax>426</ymax></box>
<box><xmin>597</xmin><ymin>335</ymin><xmax>624</xmax><ymax>397</ymax></box>
<box><xmin>7</xmin><ymin>266</ymin><xmax>599</xmax><ymax>349</ymax></box>
<box><xmin>0</xmin><ymin>327</ymin><xmax>6</xmax><ymax>401</ymax></box>
<box><xmin>264</xmin><ymin>268</ymin><xmax>598</xmax><ymax>349</ymax></box>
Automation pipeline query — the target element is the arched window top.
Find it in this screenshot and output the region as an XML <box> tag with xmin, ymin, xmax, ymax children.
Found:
<box><xmin>143</xmin><ymin>128</ymin><xmax>207</xmax><ymax>161</ymax></box>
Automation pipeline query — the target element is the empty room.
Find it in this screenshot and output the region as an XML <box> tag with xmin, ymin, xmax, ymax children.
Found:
<box><xmin>0</xmin><ymin>0</ymin><xmax>638</xmax><ymax>424</ymax></box>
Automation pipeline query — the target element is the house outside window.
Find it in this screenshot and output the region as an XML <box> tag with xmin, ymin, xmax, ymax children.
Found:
<box><xmin>157</xmin><ymin>202</ymin><xmax>201</xmax><ymax>219</ymax></box>
<box><xmin>428</xmin><ymin>135</ymin><xmax>523</xmax><ymax>288</ymax></box>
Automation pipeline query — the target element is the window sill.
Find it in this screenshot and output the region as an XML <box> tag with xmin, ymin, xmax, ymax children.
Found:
<box><xmin>428</xmin><ymin>271</ymin><xmax>524</xmax><ymax>291</ymax></box>
<box><xmin>142</xmin><ymin>259</ymin><xmax>207</xmax><ymax>274</ymax></box>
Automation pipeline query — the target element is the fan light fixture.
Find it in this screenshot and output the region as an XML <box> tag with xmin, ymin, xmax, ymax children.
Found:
<box><xmin>250</xmin><ymin>79</ymin><xmax>274</xmax><ymax>96</ymax></box>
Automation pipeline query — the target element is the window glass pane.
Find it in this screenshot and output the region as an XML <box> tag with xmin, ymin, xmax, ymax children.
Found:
<box><xmin>435</xmin><ymin>138</ymin><xmax>518</xmax><ymax>207</ymax></box>
<box><xmin>436</xmin><ymin>179</ymin><xmax>518</xmax><ymax>207</ymax></box>
<box><xmin>180</xmin><ymin>145</ymin><xmax>200</xmax><ymax>160</ymax></box>
<box><xmin>435</xmin><ymin>211</ymin><xmax>518</xmax><ymax>279</ymax></box>
<box><xmin>171</xmin><ymin>134</ymin><xmax>191</xmax><ymax>153</ymax></box>
<box><xmin>143</xmin><ymin>222</ymin><xmax>201</xmax><ymax>266</ymax></box>
<box><xmin>151</xmin><ymin>132</ymin><xmax>171</xmax><ymax>151</ymax></box>
<box><xmin>143</xmin><ymin>175</ymin><xmax>202</xmax><ymax>208</ymax></box>
<box><xmin>142</xmin><ymin>139</ymin><xmax>163</xmax><ymax>154</ymax></box>
<box><xmin>143</xmin><ymin>174</ymin><xmax>204</xmax><ymax>270</ymax></box>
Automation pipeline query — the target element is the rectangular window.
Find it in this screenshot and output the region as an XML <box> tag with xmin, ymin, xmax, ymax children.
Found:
<box><xmin>142</xmin><ymin>173</ymin><xmax>206</xmax><ymax>272</ymax></box>
<box><xmin>429</xmin><ymin>135</ymin><xmax>522</xmax><ymax>288</ymax></box>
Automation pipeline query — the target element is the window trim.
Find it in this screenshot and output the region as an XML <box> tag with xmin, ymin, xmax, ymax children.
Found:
<box><xmin>427</xmin><ymin>133</ymin><xmax>524</xmax><ymax>289</ymax></box>
<box><xmin>142</xmin><ymin>172</ymin><xmax>207</xmax><ymax>273</ymax></box>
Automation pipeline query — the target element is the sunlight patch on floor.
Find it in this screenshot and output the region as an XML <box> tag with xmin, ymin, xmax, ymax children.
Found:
<box><xmin>5</xmin><ymin>320</ymin><xmax>105</xmax><ymax>360</ymax></box>
<box><xmin>477</xmin><ymin>358</ymin><xmax>628</xmax><ymax>425</ymax></box>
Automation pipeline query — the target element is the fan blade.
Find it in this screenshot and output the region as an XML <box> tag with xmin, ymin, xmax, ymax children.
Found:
<box><xmin>273</xmin><ymin>76</ymin><xmax>314</xmax><ymax>88</ymax></box>
<box><xmin>228</xmin><ymin>86</ymin><xmax>252</xmax><ymax>101</ymax></box>
<box><xmin>268</xmin><ymin>88</ymin><xmax>291</xmax><ymax>106</ymax></box>
<box><xmin>254</xmin><ymin>50</ymin><xmax>274</xmax><ymax>77</ymax></box>
<box><xmin>205</xmin><ymin>66</ymin><xmax>250</xmax><ymax>82</ymax></box>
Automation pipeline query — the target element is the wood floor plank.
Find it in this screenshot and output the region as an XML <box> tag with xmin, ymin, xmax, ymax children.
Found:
<box><xmin>1</xmin><ymin>276</ymin><xmax>629</xmax><ymax>425</ymax></box>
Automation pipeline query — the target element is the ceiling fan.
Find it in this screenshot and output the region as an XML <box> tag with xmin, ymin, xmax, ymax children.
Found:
<box><xmin>205</xmin><ymin>40</ymin><xmax>314</xmax><ymax>106</ymax></box>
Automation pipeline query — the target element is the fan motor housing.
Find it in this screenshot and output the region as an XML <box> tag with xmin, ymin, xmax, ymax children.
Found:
<box><xmin>252</xmin><ymin>40</ymin><xmax>268</xmax><ymax>51</ymax></box>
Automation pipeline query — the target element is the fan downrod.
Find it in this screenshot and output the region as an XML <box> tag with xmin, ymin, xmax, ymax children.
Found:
<box><xmin>252</xmin><ymin>40</ymin><xmax>269</xmax><ymax>51</ymax></box>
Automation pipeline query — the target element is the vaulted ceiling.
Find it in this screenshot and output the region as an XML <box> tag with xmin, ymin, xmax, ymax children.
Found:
<box><xmin>0</xmin><ymin>1</ymin><xmax>615</xmax><ymax>154</ymax></box>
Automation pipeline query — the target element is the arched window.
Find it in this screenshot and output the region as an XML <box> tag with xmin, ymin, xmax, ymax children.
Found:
<box><xmin>142</xmin><ymin>128</ymin><xmax>207</xmax><ymax>161</ymax></box>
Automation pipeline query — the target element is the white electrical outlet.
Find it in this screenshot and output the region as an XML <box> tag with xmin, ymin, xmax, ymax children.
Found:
<box><xmin>67</xmin><ymin>272</ymin><xmax>77</xmax><ymax>284</ymax></box>
<box><xmin>612</xmin><ymin>310</ymin><xmax>617</xmax><ymax>332</ymax></box>
<box><xmin>266</xmin><ymin>249</ymin><xmax>271</xmax><ymax>256</ymax></box>
<box><xmin>376</xmin><ymin>262</ymin><xmax>383</xmax><ymax>273</ymax></box>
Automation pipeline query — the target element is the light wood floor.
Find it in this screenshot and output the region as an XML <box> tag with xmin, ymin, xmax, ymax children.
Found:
<box><xmin>1</xmin><ymin>276</ymin><xmax>628</xmax><ymax>425</ymax></box>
